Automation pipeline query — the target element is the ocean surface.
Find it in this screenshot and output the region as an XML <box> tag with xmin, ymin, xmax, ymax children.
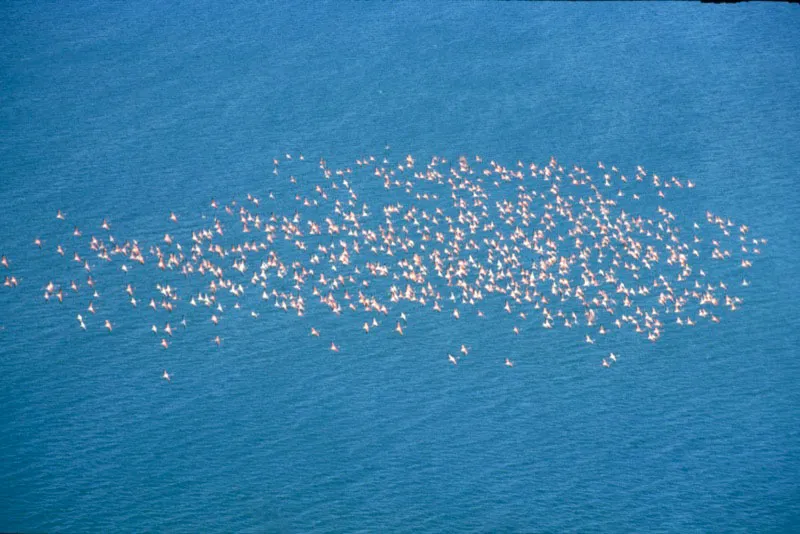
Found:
<box><xmin>1</xmin><ymin>2</ymin><xmax>799</xmax><ymax>532</ymax></box>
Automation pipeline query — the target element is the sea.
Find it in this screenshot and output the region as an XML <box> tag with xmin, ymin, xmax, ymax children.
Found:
<box><xmin>1</xmin><ymin>2</ymin><xmax>799</xmax><ymax>532</ymax></box>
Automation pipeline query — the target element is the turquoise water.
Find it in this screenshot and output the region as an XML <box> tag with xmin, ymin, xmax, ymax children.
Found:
<box><xmin>1</xmin><ymin>2</ymin><xmax>799</xmax><ymax>532</ymax></box>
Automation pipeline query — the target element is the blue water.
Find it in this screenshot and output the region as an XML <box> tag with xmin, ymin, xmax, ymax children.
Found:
<box><xmin>2</xmin><ymin>2</ymin><xmax>799</xmax><ymax>532</ymax></box>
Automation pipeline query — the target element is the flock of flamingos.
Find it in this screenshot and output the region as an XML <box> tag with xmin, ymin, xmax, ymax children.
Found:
<box><xmin>0</xmin><ymin>152</ymin><xmax>765</xmax><ymax>381</ymax></box>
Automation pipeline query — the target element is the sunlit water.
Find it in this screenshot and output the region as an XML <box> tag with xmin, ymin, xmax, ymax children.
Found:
<box><xmin>1</xmin><ymin>2</ymin><xmax>799</xmax><ymax>532</ymax></box>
